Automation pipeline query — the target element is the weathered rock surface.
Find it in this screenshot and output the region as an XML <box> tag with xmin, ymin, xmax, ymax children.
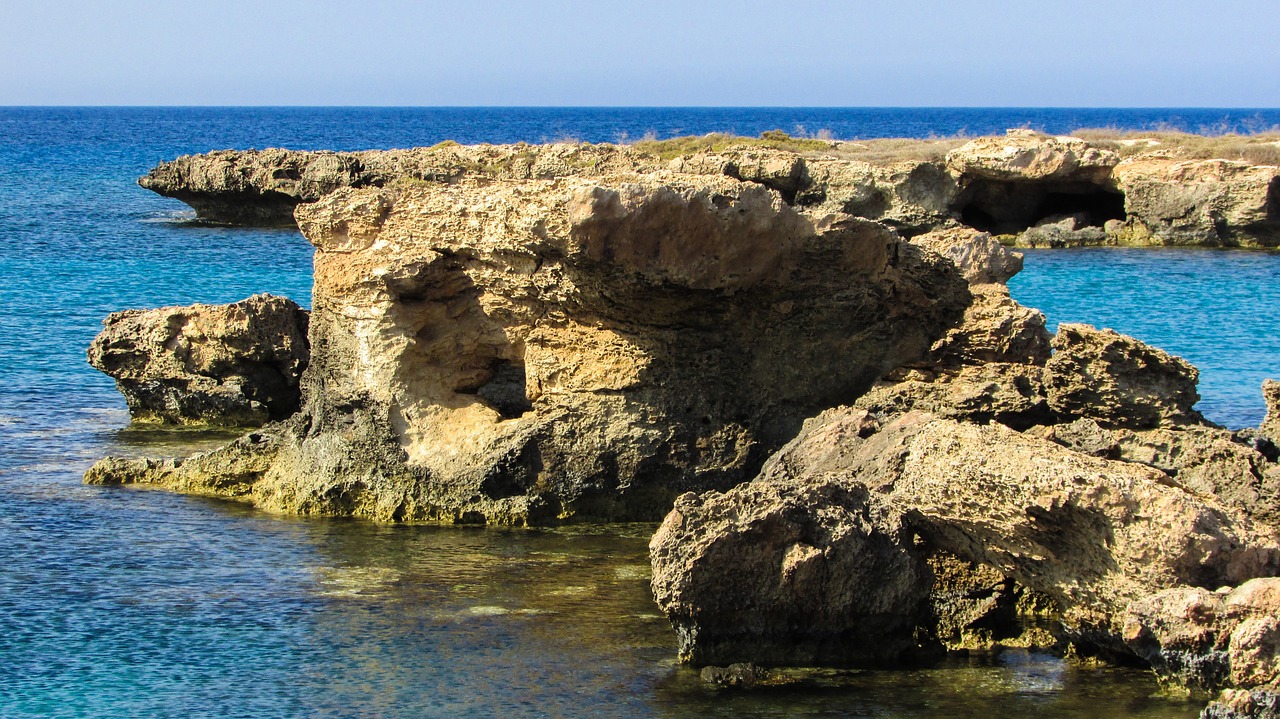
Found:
<box><xmin>650</xmin><ymin>409</ymin><xmax>1280</xmax><ymax>666</ymax></box>
<box><xmin>89</xmin><ymin>173</ymin><xmax>970</xmax><ymax>523</ymax></box>
<box><xmin>1045</xmin><ymin>323</ymin><xmax>1204</xmax><ymax>429</ymax></box>
<box><xmin>1263</xmin><ymin>380</ymin><xmax>1280</xmax><ymax>441</ymax></box>
<box><xmin>946</xmin><ymin>130</ymin><xmax>1120</xmax><ymax>184</ymax></box>
<box><xmin>142</xmin><ymin>133</ymin><xmax>1280</xmax><ymax>246</ymax></box>
<box><xmin>1203</xmin><ymin>689</ymin><xmax>1280</xmax><ymax>719</ymax></box>
<box><xmin>1124</xmin><ymin>579</ymin><xmax>1280</xmax><ymax>694</ymax></box>
<box><xmin>87</xmin><ymin>294</ymin><xmax>309</xmax><ymax>426</ymax></box>
<box><xmin>908</xmin><ymin>227</ymin><xmax>1024</xmax><ymax>284</ymax></box>
<box><xmin>1112</xmin><ymin>158</ymin><xmax>1280</xmax><ymax>248</ymax></box>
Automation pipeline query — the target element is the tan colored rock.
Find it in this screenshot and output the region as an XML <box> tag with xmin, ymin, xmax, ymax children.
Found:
<box><xmin>1125</xmin><ymin>579</ymin><xmax>1280</xmax><ymax>694</ymax></box>
<box><xmin>855</xmin><ymin>363</ymin><xmax>1051</xmax><ymax>430</ymax></box>
<box><xmin>89</xmin><ymin>173</ymin><xmax>969</xmax><ymax>523</ymax></box>
<box><xmin>946</xmin><ymin>130</ymin><xmax>1120</xmax><ymax>183</ymax></box>
<box><xmin>1202</xmin><ymin>689</ymin><xmax>1280</xmax><ymax>719</ymax></box>
<box><xmin>86</xmin><ymin>294</ymin><xmax>309</xmax><ymax>426</ymax></box>
<box><xmin>1111</xmin><ymin>157</ymin><xmax>1280</xmax><ymax>247</ymax></box>
<box><xmin>928</xmin><ymin>283</ymin><xmax>1052</xmax><ymax>366</ymax></box>
<box><xmin>650</xmin><ymin>410</ymin><xmax>1280</xmax><ymax>667</ymax></box>
<box><xmin>909</xmin><ymin>227</ymin><xmax>1024</xmax><ymax>284</ymax></box>
<box><xmin>801</xmin><ymin>159</ymin><xmax>959</xmax><ymax>233</ymax></box>
<box><xmin>1045</xmin><ymin>323</ymin><xmax>1204</xmax><ymax>429</ymax></box>
<box><xmin>1262</xmin><ymin>380</ymin><xmax>1280</xmax><ymax>440</ymax></box>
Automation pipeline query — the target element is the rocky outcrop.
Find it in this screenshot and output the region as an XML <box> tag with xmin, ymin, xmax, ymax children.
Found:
<box><xmin>88</xmin><ymin>173</ymin><xmax>970</xmax><ymax>523</ymax></box>
<box><xmin>1124</xmin><ymin>579</ymin><xmax>1280</xmax><ymax>695</ymax></box>
<box><xmin>1263</xmin><ymin>380</ymin><xmax>1280</xmax><ymax>441</ymax></box>
<box><xmin>908</xmin><ymin>227</ymin><xmax>1023</xmax><ymax>285</ymax></box>
<box><xmin>649</xmin><ymin>409</ymin><xmax>1280</xmax><ymax>667</ymax></box>
<box><xmin>1111</xmin><ymin>158</ymin><xmax>1280</xmax><ymax>248</ymax></box>
<box><xmin>141</xmin><ymin>132</ymin><xmax>1280</xmax><ymax>246</ymax></box>
<box><xmin>946</xmin><ymin>130</ymin><xmax>1120</xmax><ymax>184</ymax></box>
<box><xmin>138</xmin><ymin>143</ymin><xmax>649</xmax><ymax>225</ymax></box>
<box><xmin>87</xmin><ymin>294</ymin><xmax>309</xmax><ymax>426</ymax></box>
<box><xmin>1044</xmin><ymin>323</ymin><xmax>1204</xmax><ymax>429</ymax></box>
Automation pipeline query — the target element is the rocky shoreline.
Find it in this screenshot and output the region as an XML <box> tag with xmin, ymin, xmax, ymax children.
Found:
<box><xmin>88</xmin><ymin>132</ymin><xmax>1280</xmax><ymax>717</ymax></box>
<box><xmin>139</xmin><ymin>130</ymin><xmax>1280</xmax><ymax>248</ymax></box>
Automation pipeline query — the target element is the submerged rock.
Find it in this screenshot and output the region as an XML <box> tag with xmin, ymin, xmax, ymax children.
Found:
<box><xmin>86</xmin><ymin>294</ymin><xmax>309</xmax><ymax>426</ymax></box>
<box><xmin>89</xmin><ymin>173</ymin><xmax>969</xmax><ymax>523</ymax></box>
<box><xmin>649</xmin><ymin>409</ymin><xmax>1280</xmax><ymax>667</ymax></box>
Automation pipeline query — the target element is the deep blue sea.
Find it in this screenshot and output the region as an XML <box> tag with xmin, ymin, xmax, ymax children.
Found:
<box><xmin>3</xmin><ymin>107</ymin><xmax>1278</xmax><ymax>718</ymax></box>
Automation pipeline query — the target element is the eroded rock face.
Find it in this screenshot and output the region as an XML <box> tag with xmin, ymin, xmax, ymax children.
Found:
<box><xmin>946</xmin><ymin>130</ymin><xmax>1121</xmax><ymax>184</ymax></box>
<box><xmin>1124</xmin><ymin>579</ymin><xmax>1280</xmax><ymax>694</ymax></box>
<box><xmin>650</xmin><ymin>409</ymin><xmax>1280</xmax><ymax>667</ymax></box>
<box><xmin>908</xmin><ymin>227</ymin><xmax>1024</xmax><ymax>285</ymax></box>
<box><xmin>1045</xmin><ymin>323</ymin><xmax>1204</xmax><ymax>429</ymax></box>
<box><xmin>89</xmin><ymin>173</ymin><xmax>970</xmax><ymax>523</ymax></box>
<box><xmin>86</xmin><ymin>294</ymin><xmax>309</xmax><ymax>426</ymax></box>
<box><xmin>1112</xmin><ymin>158</ymin><xmax>1280</xmax><ymax>248</ymax></box>
<box><xmin>1263</xmin><ymin>380</ymin><xmax>1280</xmax><ymax>441</ymax></box>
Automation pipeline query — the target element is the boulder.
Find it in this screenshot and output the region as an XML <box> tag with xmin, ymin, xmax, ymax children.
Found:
<box><xmin>945</xmin><ymin>130</ymin><xmax>1120</xmax><ymax>184</ymax></box>
<box><xmin>1125</xmin><ymin>579</ymin><xmax>1280</xmax><ymax>695</ymax></box>
<box><xmin>909</xmin><ymin>227</ymin><xmax>1024</xmax><ymax>284</ymax></box>
<box><xmin>1013</xmin><ymin>214</ymin><xmax>1111</xmax><ymax>248</ymax></box>
<box><xmin>927</xmin><ymin>283</ymin><xmax>1052</xmax><ymax>367</ymax></box>
<box><xmin>1044</xmin><ymin>323</ymin><xmax>1204</xmax><ymax>429</ymax></box>
<box><xmin>89</xmin><ymin>173</ymin><xmax>970</xmax><ymax>523</ymax></box>
<box><xmin>1203</xmin><ymin>689</ymin><xmax>1280</xmax><ymax>719</ymax></box>
<box><xmin>800</xmin><ymin>159</ymin><xmax>959</xmax><ymax>234</ymax></box>
<box><xmin>650</xmin><ymin>409</ymin><xmax>1280</xmax><ymax>667</ymax></box>
<box><xmin>1111</xmin><ymin>158</ymin><xmax>1280</xmax><ymax>248</ymax></box>
<box><xmin>86</xmin><ymin>294</ymin><xmax>309</xmax><ymax>426</ymax></box>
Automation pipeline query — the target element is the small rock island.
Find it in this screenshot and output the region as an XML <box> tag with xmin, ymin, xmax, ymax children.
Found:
<box><xmin>90</xmin><ymin>130</ymin><xmax>1280</xmax><ymax>718</ymax></box>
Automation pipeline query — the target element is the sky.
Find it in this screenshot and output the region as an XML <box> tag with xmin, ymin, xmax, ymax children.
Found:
<box><xmin>3</xmin><ymin>0</ymin><xmax>1278</xmax><ymax>107</ymax></box>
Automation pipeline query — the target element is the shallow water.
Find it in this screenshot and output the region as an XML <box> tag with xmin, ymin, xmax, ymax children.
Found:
<box><xmin>4</xmin><ymin>107</ymin><xmax>1272</xmax><ymax>717</ymax></box>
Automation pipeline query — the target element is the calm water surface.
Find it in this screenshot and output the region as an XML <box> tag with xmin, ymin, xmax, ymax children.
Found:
<box><xmin>6</xmin><ymin>107</ymin><xmax>1273</xmax><ymax>717</ymax></box>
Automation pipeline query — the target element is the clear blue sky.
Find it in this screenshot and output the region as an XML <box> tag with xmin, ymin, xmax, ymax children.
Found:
<box><xmin>3</xmin><ymin>0</ymin><xmax>1277</xmax><ymax>106</ymax></box>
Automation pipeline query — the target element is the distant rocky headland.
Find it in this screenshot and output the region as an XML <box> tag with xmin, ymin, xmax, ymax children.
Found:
<box><xmin>138</xmin><ymin>129</ymin><xmax>1280</xmax><ymax>248</ymax></box>
<box><xmin>86</xmin><ymin>130</ymin><xmax>1280</xmax><ymax>718</ymax></box>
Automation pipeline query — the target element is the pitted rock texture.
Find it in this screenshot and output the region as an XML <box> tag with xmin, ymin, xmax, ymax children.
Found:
<box><xmin>1263</xmin><ymin>380</ymin><xmax>1280</xmax><ymax>441</ymax></box>
<box><xmin>650</xmin><ymin>409</ymin><xmax>1280</xmax><ymax>668</ymax></box>
<box><xmin>1125</xmin><ymin>579</ymin><xmax>1280</xmax><ymax>694</ymax></box>
<box><xmin>908</xmin><ymin>227</ymin><xmax>1024</xmax><ymax>285</ymax></box>
<box><xmin>946</xmin><ymin>130</ymin><xmax>1121</xmax><ymax>184</ymax></box>
<box><xmin>87</xmin><ymin>294</ymin><xmax>309</xmax><ymax>426</ymax></box>
<box><xmin>1045</xmin><ymin>323</ymin><xmax>1204</xmax><ymax>429</ymax></box>
<box><xmin>89</xmin><ymin>173</ymin><xmax>970</xmax><ymax>523</ymax></box>
<box><xmin>1112</xmin><ymin>158</ymin><xmax>1280</xmax><ymax>248</ymax></box>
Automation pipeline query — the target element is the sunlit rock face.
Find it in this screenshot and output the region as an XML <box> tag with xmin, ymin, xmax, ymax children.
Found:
<box><xmin>88</xmin><ymin>172</ymin><xmax>969</xmax><ymax>523</ymax></box>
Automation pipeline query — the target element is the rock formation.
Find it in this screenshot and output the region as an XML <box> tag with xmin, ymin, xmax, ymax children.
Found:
<box><xmin>139</xmin><ymin>130</ymin><xmax>1280</xmax><ymax>247</ymax></box>
<box><xmin>1263</xmin><ymin>380</ymin><xmax>1280</xmax><ymax>441</ymax></box>
<box><xmin>88</xmin><ymin>172</ymin><xmax>970</xmax><ymax>523</ymax></box>
<box><xmin>649</xmin><ymin>409</ymin><xmax>1280</xmax><ymax>666</ymax></box>
<box><xmin>87</xmin><ymin>294</ymin><xmax>309</xmax><ymax>426</ymax></box>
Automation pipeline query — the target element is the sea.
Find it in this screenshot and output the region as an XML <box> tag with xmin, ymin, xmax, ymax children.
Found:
<box><xmin>2</xmin><ymin>107</ymin><xmax>1279</xmax><ymax>718</ymax></box>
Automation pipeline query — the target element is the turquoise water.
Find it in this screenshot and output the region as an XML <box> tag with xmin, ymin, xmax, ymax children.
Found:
<box><xmin>5</xmin><ymin>107</ymin><xmax>1274</xmax><ymax>717</ymax></box>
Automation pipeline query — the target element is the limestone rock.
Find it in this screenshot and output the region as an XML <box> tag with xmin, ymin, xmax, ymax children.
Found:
<box><xmin>1263</xmin><ymin>380</ymin><xmax>1280</xmax><ymax>441</ymax></box>
<box><xmin>1203</xmin><ymin>689</ymin><xmax>1280</xmax><ymax>719</ymax></box>
<box><xmin>800</xmin><ymin>159</ymin><xmax>959</xmax><ymax>233</ymax></box>
<box><xmin>86</xmin><ymin>294</ymin><xmax>309</xmax><ymax>426</ymax></box>
<box><xmin>945</xmin><ymin>130</ymin><xmax>1120</xmax><ymax>184</ymax></box>
<box><xmin>1045</xmin><ymin>323</ymin><xmax>1204</xmax><ymax>429</ymax></box>
<box><xmin>1111</xmin><ymin>158</ymin><xmax>1280</xmax><ymax>247</ymax></box>
<box><xmin>928</xmin><ymin>283</ymin><xmax>1052</xmax><ymax>367</ymax></box>
<box><xmin>1124</xmin><ymin>579</ymin><xmax>1280</xmax><ymax>694</ymax></box>
<box><xmin>650</xmin><ymin>410</ymin><xmax>1280</xmax><ymax>667</ymax></box>
<box><xmin>855</xmin><ymin>363</ymin><xmax>1052</xmax><ymax>430</ymax></box>
<box><xmin>139</xmin><ymin>144</ymin><xmax>649</xmax><ymax>225</ymax></box>
<box><xmin>909</xmin><ymin>227</ymin><xmax>1024</xmax><ymax>284</ymax></box>
<box><xmin>90</xmin><ymin>174</ymin><xmax>969</xmax><ymax>523</ymax></box>
<box><xmin>1014</xmin><ymin>214</ymin><xmax>1111</xmax><ymax>248</ymax></box>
